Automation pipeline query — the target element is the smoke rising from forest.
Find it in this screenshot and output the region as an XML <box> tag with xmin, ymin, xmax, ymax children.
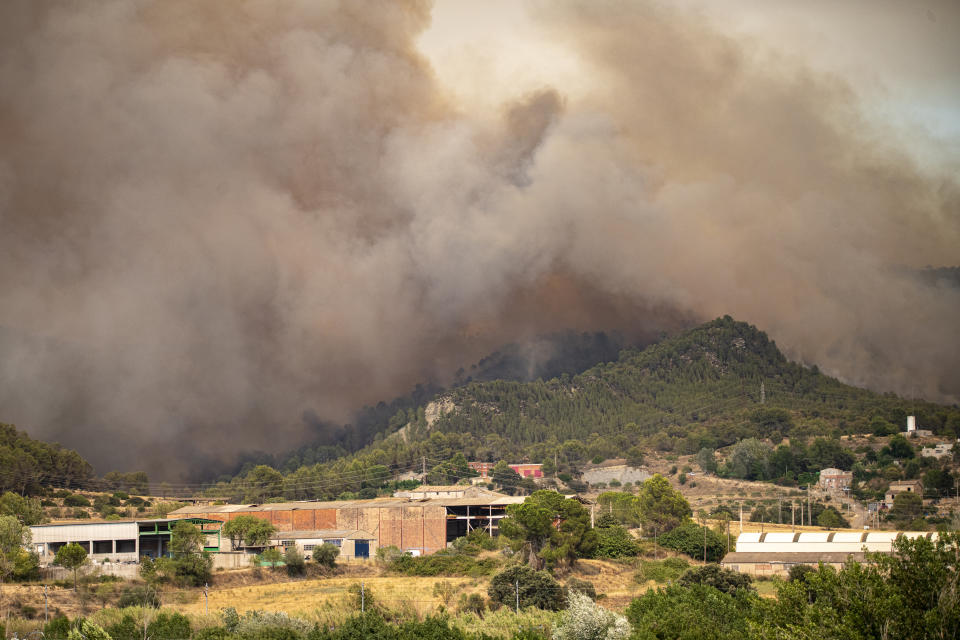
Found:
<box><xmin>0</xmin><ymin>0</ymin><xmax>958</xmax><ymax>478</ymax></box>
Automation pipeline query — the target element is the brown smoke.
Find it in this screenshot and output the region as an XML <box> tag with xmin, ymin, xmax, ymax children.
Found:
<box><xmin>0</xmin><ymin>0</ymin><xmax>957</xmax><ymax>478</ymax></box>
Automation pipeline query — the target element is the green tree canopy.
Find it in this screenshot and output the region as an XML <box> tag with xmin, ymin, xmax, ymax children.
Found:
<box><xmin>54</xmin><ymin>542</ymin><xmax>87</xmax><ymax>590</ymax></box>
<box><xmin>0</xmin><ymin>492</ymin><xmax>45</xmax><ymax>526</ymax></box>
<box><xmin>500</xmin><ymin>490</ymin><xmax>597</xmax><ymax>570</ymax></box>
<box><xmin>635</xmin><ymin>475</ymin><xmax>691</xmax><ymax>535</ymax></box>
<box><xmin>222</xmin><ymin>515</ymin><xmax>277</xmax><ymax>548</ymax></box>
<box><xmin>487</xmin><ymin>565</ymin><xmax>565</xmax><ymax>611</ymax></box>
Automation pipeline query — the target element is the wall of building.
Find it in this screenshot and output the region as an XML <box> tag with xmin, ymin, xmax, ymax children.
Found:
<box><xmin>175</xmin><ymin>505</ymin><xmax>448</xmax><ymax>555</ymax></box>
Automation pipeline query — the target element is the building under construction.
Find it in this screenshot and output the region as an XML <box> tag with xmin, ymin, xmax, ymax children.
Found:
<box><xmin>170</xmin><ymin>486</ymin><xmax>525</xmax><ymax>557</ymax></box>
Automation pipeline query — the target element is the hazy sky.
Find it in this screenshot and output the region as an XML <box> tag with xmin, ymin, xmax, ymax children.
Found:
<box><xmin>0</xmin><ymin>1</ymin><xmax>957</xmax><ymax>478</ymax></box>
<box><xmin>420</xmin><ymin>0</ymin><xmax>960</xmax><ymax>156</ymax></box>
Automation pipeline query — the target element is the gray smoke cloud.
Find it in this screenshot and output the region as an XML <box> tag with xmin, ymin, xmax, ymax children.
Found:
<box><xmin>0</xmin><ymin>0</ymin><xmax>957</xmax><ymax>478</ymax></box>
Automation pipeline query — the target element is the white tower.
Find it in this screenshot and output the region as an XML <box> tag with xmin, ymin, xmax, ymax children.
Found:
<box><xmin>907</xmin><ymin>416</ymin><xmax>916</xmax><ymax>433</ymax></box>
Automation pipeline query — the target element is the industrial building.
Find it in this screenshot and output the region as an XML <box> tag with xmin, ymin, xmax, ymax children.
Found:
<box><xmin>171</xmin><ymin>491</ymin><xmax>527</xmax><ymax>557</ymax></box>
<box><xmin>29</xmin><ymin>518</ymin><xmax>223</xmax><ymax>564</ymax></box>
<box><xmin>722</xmin><ymin>530</ymin><xmax>938</xmax><ymax>576</ymax></box>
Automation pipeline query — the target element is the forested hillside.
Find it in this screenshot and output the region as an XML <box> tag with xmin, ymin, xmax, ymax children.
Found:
<box><xmin>206</xmin><ymin>317</ymin><xmax>960</xmax><ymax>502</ymax></box>
<box><xmin>0</xmin><ymin>423</ymin><xmax>94</xmax><ymax>494</ymax></box>
<box><xmin>236</xmin><ymin>331</ymin><xmax>629</xmax><ymax>477</ymax></box>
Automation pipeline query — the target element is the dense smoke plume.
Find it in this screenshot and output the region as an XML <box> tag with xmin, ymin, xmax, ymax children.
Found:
<box><xmin>0</xmin><ymin>0</ymin><xmax>957</xmax><ymax>478</ymax></box>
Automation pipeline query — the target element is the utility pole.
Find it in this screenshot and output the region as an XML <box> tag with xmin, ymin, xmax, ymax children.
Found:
<box><xmin>422</xmin><ymin>457</ymin><xmax>426</xmax><ymax>477</ymax></box>
<box><xmin>361</xmin><ymin>581</ymin><xmax>365</xmax><ymax>612</ymax></box>
<box><xmin>808</xmin><ymin>487</ymin><xmax>812</xmax><ymax>526</ymax></box>
<box><xmin>760</xmin><ymin>381</ymin><xmax>766</xmax><ymax>404</ymax></box>
<box><xmin>515</xmin><ymin>579</ymin><xmax>520</xmax><ymax>615</ymax></box>
<box><xmin>778</xmin><ymin>496</ymin><xmax>782</xmax><ymax>525</ymax></box>
<box><xmin>43</xmin><ymin>584</ymin><xmax>48</xmax><ymax>622</ymax></box>
<box><xmin>792</xmin><ymin>501</ymin><xmax>795</xmax><ymax>532</ymax></box>
<box><xmin>204</xmin><ymin>583</ymin><xmax>208</xmax><ymax>615</ymax></box>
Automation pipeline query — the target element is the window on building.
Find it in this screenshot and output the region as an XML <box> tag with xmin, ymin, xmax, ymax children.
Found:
<box><xmin>303</xmin><ymin>545</ymin><xmax>315</xmax><ymax>551</ymax></box>
<box><xmin>281</xmin><ymin>540</ymin><xmax>295</xmax><ymax>547</ymax></box>
<box><xmin>323</xmin><ymin>539</ymin><xmax>342</xmax><ymax>547</ymax></box>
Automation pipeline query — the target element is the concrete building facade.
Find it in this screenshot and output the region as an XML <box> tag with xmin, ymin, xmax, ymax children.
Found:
<box><xmin>29</xmin><ymin>518</ymin><xmax>223</xmax><ymax>564</ymax></box>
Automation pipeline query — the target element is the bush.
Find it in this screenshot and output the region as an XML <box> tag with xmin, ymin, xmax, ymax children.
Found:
<box><xmin>194</xmin><ymin>628</ymin><xmax>231</xmax><ymax>640</ymax></box>
<box><xmin>787</xmin><ymin>564</ymin><xmax>816</xmax><ymax>583</ymax></box>
<box><xmin>255</xmin><ymin>548</ymin><xmax>284</xmax><ymax>567</ymax></box>
<box><xmin>106</xmin><ymin>614</ymin><xmax>140</xmax><ymax>640</ymax></box>
<box><xmin>231</xmin><ymin>610</ymin><xmax>311</xmax><ymax>639</ymax></box>
<box><xmin>593</xmin><ymin>525</ymin><xmax>641</xmax><ymax>558</ymax></box>
<box><xmin>634</xmin><ymin>557</ymin><xmax>689</xmax><ymax>584</ymax></box>
<box><xmin>63</xmin><ymin>494</ymin><xmax>91</xmax><ymax>507</ymax></box>
<box><xmin>564</xmin><ymin>577</ymin><xmax>598</xmax><ymax>601</ymax></box>
<box><xmin>67</xmin><ymin>621</ymin><xmax>110</xmax><ymax>640</ymax></box>
<box><xmin>458</xmin><ymin>592</ymin><xmax>487</xmax><ymax>615</ymax></box>
<box><xmin>554</xmin><ymin>592</ymin><xmax>630</xmax><ymax>640</ymax></box>
<box><xmin>312</xmin><ymin>543</ymin><xmax>340</xmax><ymax>568</ymax></box>
<box><xmin>659</xmin><ymin>522</ymin><xmax>725</xmax><ymax>562</ymax></box>
<box><xmin>45</xmin><ymin>616</ymin><xmax>72</xmax><ymax>639</ymax></box>
<box><xmin>284</xmin><ymin>547</ymin><xmax>306</xmax><ymax>576</ymax></box>
<box><xmin>677</xmin><ymin>564</ymin><xmax>754</xmax><ymax>594</ymax></box>
<box><xmin>388</xmin><ymin>549</ymin><xmax>498</xmax><ymax>577</ymax></box>
<box><xmin>117</xmin><ymin>584</ymin><xmax>161</xmax><ymax>608</ymax></box>
<box><xmin>146</xmin><ymin>612</ymin><xmax>191</xmax><ymax>640</ymax></box>
<box><xmin>488</xmin><ymin>565</ymin><xmax>565</xmax><ymax>611</ymax></box>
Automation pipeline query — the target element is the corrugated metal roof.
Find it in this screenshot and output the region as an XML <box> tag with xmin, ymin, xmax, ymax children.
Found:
<box><xmin>722</xmin><ymin>552</ymin><xmax>868</xmax><ymax>563</ymax></box>
<box><xmin>169</xmin><ymin>493</ymin><xmax>525</xmax><ymax>515</ymax></box>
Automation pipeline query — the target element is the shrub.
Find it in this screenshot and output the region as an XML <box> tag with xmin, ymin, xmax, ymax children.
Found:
<box><xmin>465</xmin><ymin>528</ymin><xmax>498</xmax><ymax>550</ymax></box>
<box><xmin>106</xmin><ymin>614</ymin><xmax>140</xmax><ymax>640</ymax></box>
<box><xmin>388</xmin><ymin>549</ymin><xmax>498</xmax><ymax>577</ymax></box>
<box><xmin>44</xmin><ymin>616</ymin><xmax>72</xmax><ymax>639</ymax></box>
<box><xmin>593</xmin><ymin>526</ymin><xmax>640</xmax><ymax>558</ymax></box>
<box><xmin>659</xmin><ymin>522</ymin><xmax>725</xmax><ymax>562</ymax></box>
<box><xmin>458</xmin><ymin>592</ymin><xmax>487</xmax><ymax>615</ymax></box>
<box><xmin>284</xmin><ymin>547</ymin><xmax>306</xmax><ymax>576</ymax></box>
<box><xmin>67</xmin><ymin>621</ymin><xmax>110</xmax><ymax>640</ymax></box>
<box><xmin>634</xmin><ymin>557</ymin><xmax>689</xmax><ymax>584</ymax></box>
<box><xmin>231</xmin><ymin>610</ymin><xmax>311</xmax><ymax>639</ymax></box>
<box><xmin>677</xmin><ymin>564</ymin><xmax>754</xmax><ymax>594</ymax></box>
<box><xmin>63</xmin><ymin>494</ymin><xmax>91</xmax><ymax>507</ymax></box>
<box><xmin>194</xmin><ymin>628</ymin><xmax>231</xmax><ymax>640</ymax></box>
<box><xmin>312</xmin><ymin>543</ymin><xmax>340</xmax><ymax>568</ymax></box>
<box><xmin>488</xmin><ymin>565</ymin><xmax>565</xmax><ymax>611</ymax></box>
<box><xmin>146</xmin><ymin>612</ymin><xmax>191</xmax><ymax>640</ymax></box>
<box><xmin>553</xmin><ymin>592</ymin><xmax>630</xmax><ymax>640</ymax></box>
<box><xmin>564</xmin><ymin>577</ymin><xmax>597</xmax><ymax>601</ymax></box>
<box><xmin>117</xmin><ymin>584</ymin><xmax>161</xmax><ymax>608</ymax></box>
<box><xmin>255</xmin><ymin>548</ymin><xmax>284</xmax><ymax>567</ymax></box>
<box><xmin>787</xmin><ymin>564</ymin><xmax>816</xmax><ymax>583</ymax></box>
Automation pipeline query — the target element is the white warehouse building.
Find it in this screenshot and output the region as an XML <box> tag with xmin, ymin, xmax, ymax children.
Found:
<box><xmin>722</xmin><ymin>531</ymin><xmax>938</xmax><ymax>576</ymax></box>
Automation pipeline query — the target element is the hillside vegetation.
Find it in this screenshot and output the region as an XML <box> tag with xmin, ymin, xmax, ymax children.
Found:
<box><xmin>206</xmin><ymin>317</ymin><xmax>960</xmax><ymax>502</ymax></box>
<box><xmin>0</xmin><ymin>423</ymin><xmax>94</xmax><ymax>495</ymax></box>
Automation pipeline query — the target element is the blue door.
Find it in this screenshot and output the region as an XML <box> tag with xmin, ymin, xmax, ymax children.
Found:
<box><xmin>355</xmin><ymin>540</ymin><xmax>369</xmax><ymax>558</ymax></box>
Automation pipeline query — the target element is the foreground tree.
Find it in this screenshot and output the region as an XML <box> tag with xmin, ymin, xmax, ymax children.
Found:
<box><xmin>54</xmin><ymin>542</ymin><xmax>88</xmax><ymax>590</ymax></box>
<box><xmin>554</xmin><ymin>591</ymin><xmax>630</xmax><ymax>640</ymax></box>
<box><xmin>500</xmin><ymin>490</ymin><xmax>597</xmax><ymax>570</ymax></box>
